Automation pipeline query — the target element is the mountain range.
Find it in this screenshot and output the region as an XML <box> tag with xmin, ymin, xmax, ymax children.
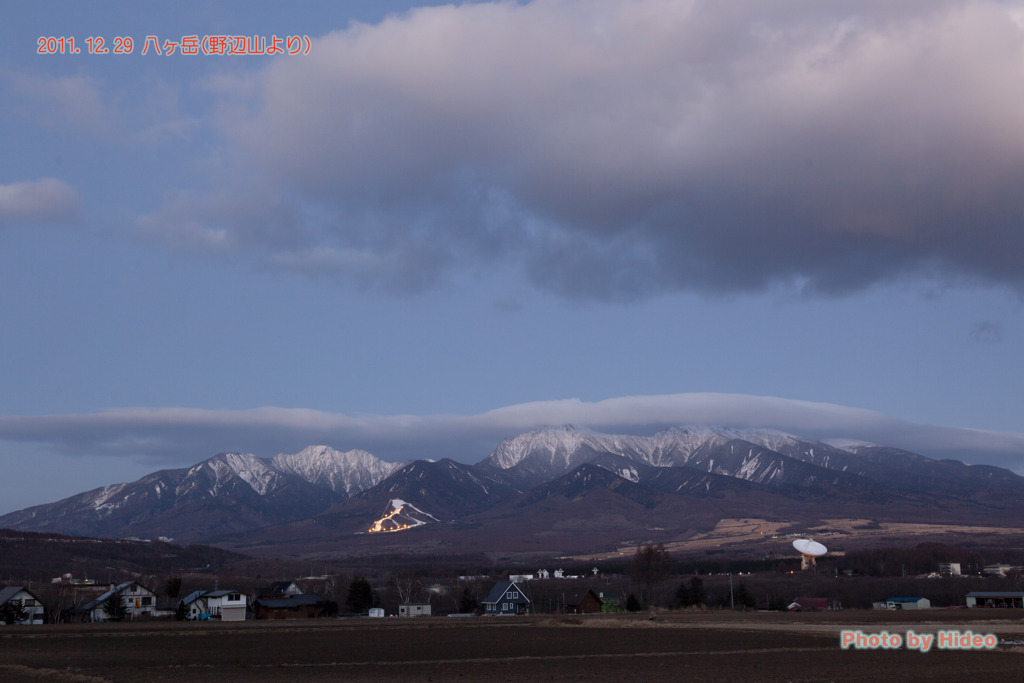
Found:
<box><xmin>3</xmin><ymin>426</ymin><xmax>1022</xmax><ymax>559</ymax></box>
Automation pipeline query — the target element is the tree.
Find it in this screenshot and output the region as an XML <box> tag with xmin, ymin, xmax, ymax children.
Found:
<box><xmin>164</xmin><ymin>577</ymin><xmax>182</xmax><ymax>599</ymax></box>
<box><xmin>103</xmin><ymin>592</ymin><xmax>126</xmax><ymax>622</ymax></box>
<box><xmin>346</xmin><ymin>577</ymin><xmax>374</xmax><ymax>614</ymax></box>
<box><xmin>0</xmin><ymin>600</ymin><xmax>28</xmax><ymax>625</ymax></box>
<box><xmin>625</xmin><ymin>594</ymin><xmax>641</xmax><ymax>612</ymax></box>
<box><xmin>630</xmin><ymin>544</ymin><xmax>672</xmax><ymax>607</ymax></box>
<box><xmin>458</xmin><ymin>585</ymin><xmax>479</xmax><ymax>614</ymax></box>
<box><xmin>675</xmin><ymin>577</ymin><xmax>705</xmax><ymax>609</ymax></box>
<box><xmin>732</xmin><ymin>583</ymin><xmax>756</xmax><ymax>610</ymax></box>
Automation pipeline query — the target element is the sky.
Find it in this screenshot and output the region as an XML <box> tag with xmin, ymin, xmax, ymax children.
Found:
<box><xmin>2</xmin><ymin>0</ymin><xmax>1023</xmax><ymax>514</ymax></box>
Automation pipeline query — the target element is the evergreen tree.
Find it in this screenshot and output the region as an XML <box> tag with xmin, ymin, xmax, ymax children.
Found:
<box><xmin>103</xmin><ymin>592</ymin><xmax>127</xmax><ymax>622</ymax></box>
<box><xmin>675</xmin><ymin>577</ymin><xmax>705</xmax><ymax>608</ymax></box>
<box><xmin>346</xmin><ymin>577</ymin><xmax>374</xmax><ymax>613</ymax></box>
<box><xmin>0</xmin><ymin>600</ymin><xmax>28</xmax><ymax>625</ymax></box>
<box><xmin>164</xmin><ymin>577</ymin><xmax>182</xmax><ymax>599</ymax></box>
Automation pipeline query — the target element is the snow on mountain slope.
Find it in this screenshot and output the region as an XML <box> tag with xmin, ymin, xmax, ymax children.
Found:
<box><xmin>271</xmin><ymin>445</ymin><xmax>403</xmax><ymax>495</ymax></box>
<box><xmin>482</xmin><ymin>425</ymin><xmax>815</xmax><ymax>476</ymax></box>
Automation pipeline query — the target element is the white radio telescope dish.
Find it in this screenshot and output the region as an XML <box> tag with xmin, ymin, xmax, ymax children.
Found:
<box><xmin>793</xmin><ymin>538</ymin><xmax>827</xmax><ymax>570</ymax></box>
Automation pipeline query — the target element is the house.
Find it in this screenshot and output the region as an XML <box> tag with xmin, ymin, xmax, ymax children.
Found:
<box><xmin>966</xmin><ymin>591</ymin><xmax>1024</xmax><ymax>608</ymax></box>
<box><xmin>368</xmin><ymin>607</ymin><xmax>385</xmax><ymax>618</ymax></box>
<box><xmin>564</xmin><ymin>589</ymin><xmax>602</xmax><ymax>614</ymax></box>
<box><xmin>253</xmin><ymin>594</ymin><xmax>325</xmax><ymax>619</ymax></box>
<box><xmin>938</xmin><ymin>563</ymin><xmax>961</xmax><ymax>576</ymax></box>
<box><xmin>0</xmin><ymin>586</ymin><xmax>45</xmax><ymax>624</ymax></box>
<box><xmin>261</xmin><ymin>581</ymin><xmax>302</xmax><ymax>598</ymax></box>
<box><xmin>204</xmin><ymin>590</ymin><xmax>247</xmax><ymax>621</ymax></box>
<box><xmin>399</xmin><ymin>603</ymin><xmax>432</xmax><ymax>617</ymax></box>
<box><xmin>78</xmin><ymin>582</ymin><xmax>158</xmax><ymax>622</ymax></box>
<box><xmin>886</xmin><ymin>597</ymin><xmax>930</xmax><ymax>610</ymax></box>
<box><xmin>482</xmin><ymin>581</ymin><xmax>530</xmax><ymax>615</ymax></box>
<box><xmin>982</xmin><ymin>564</ymin><xmax>1016</xmax><ymax>577</ymax></box>
<box><xmin>180</xmin><ymin>590</ymin><xmax>210</xmax><ymax>620</ymax></box>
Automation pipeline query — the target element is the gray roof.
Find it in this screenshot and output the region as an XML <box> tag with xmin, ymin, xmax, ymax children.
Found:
<box><xmin>0</xmin><ymin>586</ymin><xmax>39</xmax><ymax>605</ymax></box>
<box><xmin>482</xmin><ymin>581</ymin><xmax>530</xmax><ymax>605</ymax></box>
<box><xmin>180</xmin><ymin>590</ymin><xmax>207</xmax><ymax>606</ymax></box>
<box><xmin>255</xmin><ymin>594</ymin><xmax>324</xmax><ymax>609</ymax></box>
<box><xmin>967</xmin><ymin>591</ymin><xmax>1024</xmax><ymax>598</ymax></box>
<box><xmin>80</xmin><ymin>582</ymin><xmax>154</xmax><ymax>611</ymax></box>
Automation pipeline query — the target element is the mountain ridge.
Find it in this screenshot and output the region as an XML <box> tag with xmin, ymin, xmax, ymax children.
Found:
<box><xmin>3</xmin><ymin>426</ymin><xmax>1023</xmax><ymax>554</ymax></box>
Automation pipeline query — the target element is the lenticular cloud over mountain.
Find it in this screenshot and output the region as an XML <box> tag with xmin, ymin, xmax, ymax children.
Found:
<box><xmin>1</xmin><ymin>394</ymin><xmax>1022</xmax><ymax>487</ymax></box>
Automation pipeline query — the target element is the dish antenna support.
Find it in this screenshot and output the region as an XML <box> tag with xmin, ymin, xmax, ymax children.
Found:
<box><xmin>793</xmin><ymin>538</ymin><xmax>827</xmax><ymax>570</ymax></box>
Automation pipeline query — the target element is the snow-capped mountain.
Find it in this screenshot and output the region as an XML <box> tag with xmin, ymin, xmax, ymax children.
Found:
<box><xmin>481</xmin><ymin>424</ymin><xmax>849</xmax><ymax>485</ymax></box>
<box><xmin>4</xmin><ymin>426</ymin><xmax>1024</xmax><ymax>550</ymax></box>
<box><xmin>0</xmin><ymin>446</ymin><xmax>402</xmax><ymax>540</ymax></box>
<box><xmin>270</xmin><ymin>445</ymin><xmax>403</xmax><ymax>495</ymax></box>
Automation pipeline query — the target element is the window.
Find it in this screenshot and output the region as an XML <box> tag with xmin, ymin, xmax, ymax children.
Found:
<box><xmin>23</xmin><ymin>599</ymin><xmax>36</xmax><ymax>606</ymax></box>
<box><xmin>141</xmin><ymin>597</ymin><xmax>152</xmax><ymax>606</ymax></box>
<box><xmin>510</xmin><ymin>592</ymin><xmax>517</xmax><ymax>599</ymax></box>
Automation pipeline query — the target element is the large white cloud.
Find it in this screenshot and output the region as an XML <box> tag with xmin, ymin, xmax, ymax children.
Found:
<box><xmin>139</xmin><ymin>0</ymin><xmax>1024</xmax><ymax>298</ymax></box>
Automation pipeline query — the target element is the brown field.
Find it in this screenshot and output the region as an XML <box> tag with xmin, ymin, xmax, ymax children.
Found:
<box><xmin>2</xmin><ymin>610</ymin><xmax>1022</xmax><ymax>682</ymax></box>
<box><xmin>572</xmin><ymin>517</ymin><xmax>1024</xmax><ymax>561</ymax></box>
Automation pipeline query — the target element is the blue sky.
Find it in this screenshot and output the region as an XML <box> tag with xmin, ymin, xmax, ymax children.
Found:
<box><xmin>2</xmin><ymin>1</ymin><xmax>1023</xmax><ymax>514</ymax></box>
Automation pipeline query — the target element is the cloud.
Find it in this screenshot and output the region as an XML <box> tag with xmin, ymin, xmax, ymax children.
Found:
<box><xmin>137</xmin><ymin>0</ymin><xmax>1024</xmax><ymax>300</ymax></box>
<box><xmin>2</xmin><ymin>394</ymin><xmax>1022</xmax><ymax>478</ymax></box>
<box><xmin>972</xmin><ymin>320</ymin><xmax>1003</xmax><ymax>343</ymax></box>
<box><xmin>0</xmin><ymin>178</ymin><xmax>79</xmax><ymax>228</ymax></box>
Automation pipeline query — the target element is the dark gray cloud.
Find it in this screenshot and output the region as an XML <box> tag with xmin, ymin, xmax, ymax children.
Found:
<box><xmin>972</xmin><ymin>320</ymin><xmax>1003</xmax><ymax>343</ymax></box>
<box><xmin>137</xmin><ymin>0</ymin><xmax>1024</xmax><ymax>299</ymax></box>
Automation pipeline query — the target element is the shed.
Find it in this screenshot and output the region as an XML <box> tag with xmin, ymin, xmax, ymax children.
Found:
<box><xmin>966</xmin><ymin>592</ymin><xmax>1024</xmax><ymax>608</ymax></box>
<box><xmin>399</xmin><ymin>603</ymin><xmax>431</xmax><ymax>617</ymax></box>
<box><xmin>886</xmin><ymin>597</ymin><xmax>930</xmax><ymax>610</ymax></box>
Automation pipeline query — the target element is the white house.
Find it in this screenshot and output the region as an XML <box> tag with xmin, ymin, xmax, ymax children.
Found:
<box><xmin>0</xmin><ymin>586</ymin><xmax>45</xmax><ymax>624</ymax></box>
<box><xmin>205</xmin><ymin>590</ymin><xmax>247</xmax><ymax>621</ymax></box>
<box><xmin>81</xmin><ymin>582</ymin><xmax>158</xmax><ymax>621</ymax></box>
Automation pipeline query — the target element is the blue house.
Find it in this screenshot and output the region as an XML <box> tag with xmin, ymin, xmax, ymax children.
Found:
<box><xmin>483</xmin><ymin>581</ymin><xmax>530</xmax><ymax>615</ymax></box>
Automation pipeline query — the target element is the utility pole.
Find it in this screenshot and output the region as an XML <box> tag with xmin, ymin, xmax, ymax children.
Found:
<box><xmin>729</xmin><ymin>573</ymin><xmax>734</xmax><ymax>609</ymax></box>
